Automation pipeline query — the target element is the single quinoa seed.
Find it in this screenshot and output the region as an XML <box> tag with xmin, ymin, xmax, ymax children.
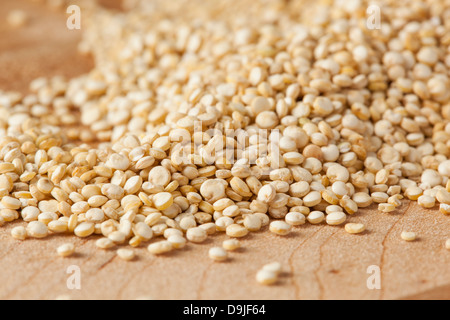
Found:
<box><xmin>11</xmin><ymin>226</ymin><xmax>27</xmax><ymax>240</ymax></box>
<box><xmin>186</xmin><ymin>227</ymin><xmax>208</xmax><ymax>243</ymax></box>
<box><xmin>148</xmin><ymin>241</ymin><xmax>173</xmax><ymax>255</ymax></box>
<box><xmin>209</xmin><ymin>247</ymin><xmax>228</xmax><ymax>262</ymax></box>
<box><xmin>262</xmin><ymin>262</ymin><xmax>282</xmax><ymax>275</ymax></box>
<box><xmin>26</xmin><ymin>221</ymin><xmax>48</xmax><ymax>239</ymax></box>
<box><xmin>96</xmin><ymin>238</ymin><xmax>115</xmax><ymax>250</ymax></box>
<box><xmin>326</xmin><ymin>212</ymin><xmax>347</xmax><ymax>226</ymax></box>
<box><xmin>117</xmin><ymin>248</ymin><xmax>135</xmax><ymax>261</ymax></box>
<box><xmin>345</xmin><ymin>223</ymin><xmax>366</xmax><ymax>234</ymax></box>
<box><xmin>222</xmin><ymin>239</ymin><xmax>241</xmax><ymax>251</ymax></box>
<box><xmin>401</xmin><ymin>231</ymin><xmax>417</xmax><ymax>242</ymax></box>
<box><xmin>57</xmin><ymin>243</ymin><xmax>75</xmax><ymax>257</ymax></box>
<box><xmin>269</xmin><ymin>221</ymin><xmax>291</xmax><ymax>236</ymax></box>
<box><xmin>256</xmin><ymin>269</ymin><xmax>278</xmax><ymax>285</ymax></box>
<box><xmin>226</xmin><ymin>224</ymin><xmax>249</xmax><ymax>238</ymax></box>
<box><xmin>167</xmin><ymin>235</ymin><xmax>187</xmax><ymax>249</ymax></box>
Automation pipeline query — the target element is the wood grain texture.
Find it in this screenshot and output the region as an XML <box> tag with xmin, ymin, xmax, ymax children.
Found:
<box><xmin>0</xmin><ymin>0</ymin><xmax>449</xmax><ymax>300</ymax></box>
<box><xmin>0</xmin><ymin>201</ymin><xmax>449</xmax><ymax>300</ymax></box>
<box><xmin>0</xmin><ymin>0</ymin><xmax>93</xmax><ymax>94</ymax></box>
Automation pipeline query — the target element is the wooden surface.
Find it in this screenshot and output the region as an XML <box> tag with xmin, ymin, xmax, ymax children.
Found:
<box><xmin>0</xmin><ymin>0</ymin><xmax>449</xmax><ymax>300</ymax></box>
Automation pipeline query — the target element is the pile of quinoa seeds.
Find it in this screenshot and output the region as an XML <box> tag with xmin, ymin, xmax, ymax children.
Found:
<box><xmin>1</xmin><ymin>0</ymin><xmax>450</xmax><ymax>269</ymax></box>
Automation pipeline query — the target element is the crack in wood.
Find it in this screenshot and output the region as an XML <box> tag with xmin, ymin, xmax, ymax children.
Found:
<box><xmin>33</xmin><ymin>238</ymin><xmax>95</xmax><ymax>299</ymax></box>
<box><xmin>379</xmin><ymin>200</ymin><xmax>411</xmax><ymax>300</ymax></box>
<box><xmin>288</xmin><ymin>226</ymin><xmax>325</xmax><ymax>299</ymax></box>
<box><xmin>314</xmin><ymin>228</ymin><xmax>340</xmax><ymax>300</ymax></box>
<box><xmin>117</xmin><ymin>256</ymin><xmax>159</xmax><ymax>299</ymax></box>
<box><xmin>196</xmin><ymin>261</ymin><xmax>213</xmax><ymax>300</ymax></box>
<box><xmin>97</xmin><ymin>254</ymin><xmax>116</xmax><ymax>272</ymax></box>
<box><xmin>4</xmin><ymin>260</ymin><xmax>53</xmax><ymax>299</ymax></box>
<box><xmin>116</xmin><ymin>260</ymin><xmax>156</xmax><ymax>300</ymax></box>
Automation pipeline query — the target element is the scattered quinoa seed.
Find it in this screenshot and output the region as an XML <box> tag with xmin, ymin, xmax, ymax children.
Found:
<box><xmin>223</xmin><ymin>239</ymin><xmax>241</xmax><ymax>251</ymax></box>
<box><xmin>148</xmin><ymin>241</ymin><xmax>173</xmax><ymax>255</ymax></box>
<box><xmin>57</xmin><ymin>243</ymin><xmax>75</xmax><ymax>257</ymax></box>
<box><xmin>117</xmin><ymin>249</ymin><xmax>135</xmax><ymax>261</ymax></box>
<box><xmin>209</xmin><ymin>247</ymin><xmax>228</xmax><ymax>262</ymax></box>
<box><xmin>401</xmin><ymin>231</ymin><xmax>417</xmax><ymax>242</ymax></box>
<box><xmin>256</xmin><ymin>269</ymin><xmax>278</xmax><ymax>285</ymax></box>
<box><xmin>96</xmin><ymin>238</ymin><xmax>115</xmax><ymax>250</ymax></box>
<box><xmin>262</xmin><ymin>262</ymin><xmax>282</xmax><ymax>275</ymax></box>
<box><xmin>345</xmin><ymin>223</ymin><xmax>366</xmax><ymax>234</ymax></box>
<box><xmin>11</xmin><ymin>226</ymin><xmax>27</xmax><ymax>240</ymax></box>
<box><xmin>269</xmin><ymin>221</ymin><xmax>291</xmax><ymax>236</ymax></box>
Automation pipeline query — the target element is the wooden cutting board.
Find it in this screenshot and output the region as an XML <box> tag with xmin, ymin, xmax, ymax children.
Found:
<box><xmin>0</xmin><ymin>0</ymin><xmax>449</xmax><ymax>300</ymax></box>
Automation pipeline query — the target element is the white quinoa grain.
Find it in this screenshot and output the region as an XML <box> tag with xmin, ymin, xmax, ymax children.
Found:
<box><xmin>209</xmin><ymin>247</ymin><xmax>228</xmax><ymax>262</ymax></box>
<box><xmin>186</xmin><ymin>227</ymin><xmax>208</xmax><ymax>243</ymax></box>
<box><xmin>255</xmin><ymin>111</ymin><xmax>279</xmax><ymax>129</ymax></box>
<box><xmin>262</xmin><ymin>262</ymin><xmax>282</xmax><ymax>275</ymax></box>
<box><xmin>180</xmin><ymin>216</ymin><xmax>197</xmax><ymax>231</ymax></box>
<box><xmin>307</xmin><ymin>211</ymin><xmax>325</xmax><ymax>224</ymax></box>
<box><xmin>108</xmin><ymin>231</ymin><xmax>127</xmax><ymax>244</ymax></box>
<box><xmin>257</xmin><ymin>184</ymin><xmax>277</xmax><ymax>204</ymax></box>
<box><xmin>243</xmin><ymin>214</ymin><xmax>262</xmax><ymax>231</ymax></box>
<box><xmin>117</xmin><ymin>248</ymin><xmax>135</xmax><ymax>261</ymax></box>
<box><xmin>198</xmin><ymin>222</ymin><xmax>217</xmax><ymax>235</ymax></box>
<box><xmin>1</xmin><ymin>196</ymin><xmax>21</xmax><ymax>210</ymax></box>
<box><xmin>378</xmin><ymin>203</ymin><xmax>396</xmax><ymax>213</ymax></box>
<box><xmin>48</xmin><ymin>220</ymin><xmax>68</xmax><ymax>233</ymax></box>
<box><xmin>226</xmin><ymin>224</ymin><xmax>249</xmax><ymax>238</ymax></box>
<box><xmin>134</xmin><ymin>222</ymin><xmax>153</xmax><ymax>241</ymax></box>
<box><xmin>326</xmin><ymin>212</ymin><xmax>347</xmax><ymax>226</ymax></box>
<box><xmin>285</xmin><ymin>212</ymin><xmax>306</xmax><ymax>226</ymax></box>
<box><xmin>167</xmin><ymin>234</ymin><xmax>186</xmax><ymax>249</ymax></box>
<box><xmin>223</xmin><ymin>205</ymin><xmax>240</xmax><ymax>218</ymax></box>
<box><xmin>153</xmin><ymin>192</ymin><xmax>174</xmax><ymax>211</ymax></box>
<box><xmin>256</xmin><ymin>269</ymin><xmax>277</xmax><ymax>285</ymax></box>
<box><xmin>439</xmin><ymin>203</ymin><xmax>450</xmax><ymax>215</ymax></box>
<box><xmin>26</xmin><ymin>221</ymin><xmax>48</xmax><ymax>238</ymax></box>
<box><xmin>401</xmin><ymin>231</ymin><xmax>417</xmax><ymax>242</ymax></box>
<box><xmin>57</xmin><ymin>243</ymin><xmax>75</xmax><ymax>257</ymax></box>
<box><xmin>21</xmin><ymin>206</ymin><xmax>40</xmax><ymax>222</ymax></box>
<box><xmin>325</xmin><ymin>205</ymin><xmax>343</xmax><ymax>214</ymax></box>
<box><xmin>303</xmin><ymin>191</ymin><xmax>322</xmax><ymax>207</ymax></box>
<box><xmin>345</xmin><ymin>223</ymin><xmax>366</xmax><ymax>234</ymax></box>
<box><xmin>417</xmin><ymin>195</ymin><xmax>436</xmax><ymax>208</ymax></box>
<box><xmin>215</xmin><ymin>216</ymin><xmax>234</xmax><ymax>231</ymax></box>
<box><xmin>371</xmin><ymin>192</ymin><xmax>389</xmax><ymax>203</ymax></box>
<box><xmin>405</xmin><ymin>187</ymin><xmax>423</xmax><ymax>201</ymax></box>
<box><xmin>74</xmin><ymin>222</ymin><xmax>95</xmax><ymax>238</ymax></box>
<box><xmin>223</xmin><ymin>239</ymin><xmax>241</xmax><ymax>251</ymax></box>
<box><xmin>436</xmin><ymin>190</ymin><xmax>450</xmax><ymax>205</ymax></box>
<box><xmin>11</xmin><ymin>226</ymin><xmax>27</xmax><ymax>240</ymax></box>
<box><xmin>269</xmin><ymin>221</ymin><xmax>291</xmax><ymax>235</ymax></box>
<box><xmin>200</xmin><ymin>179</ymin><xmax>226</xmax><ymax>203</ymax></box>
<box><xmin>106</xmin><ymin>153</ymin><xmax>130</xmax><ymax>171</ymax></box>
<box><xmin>148</xmin><ymin>241</ymin><xmax>173</xmax><ymax>255</ymax></box>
